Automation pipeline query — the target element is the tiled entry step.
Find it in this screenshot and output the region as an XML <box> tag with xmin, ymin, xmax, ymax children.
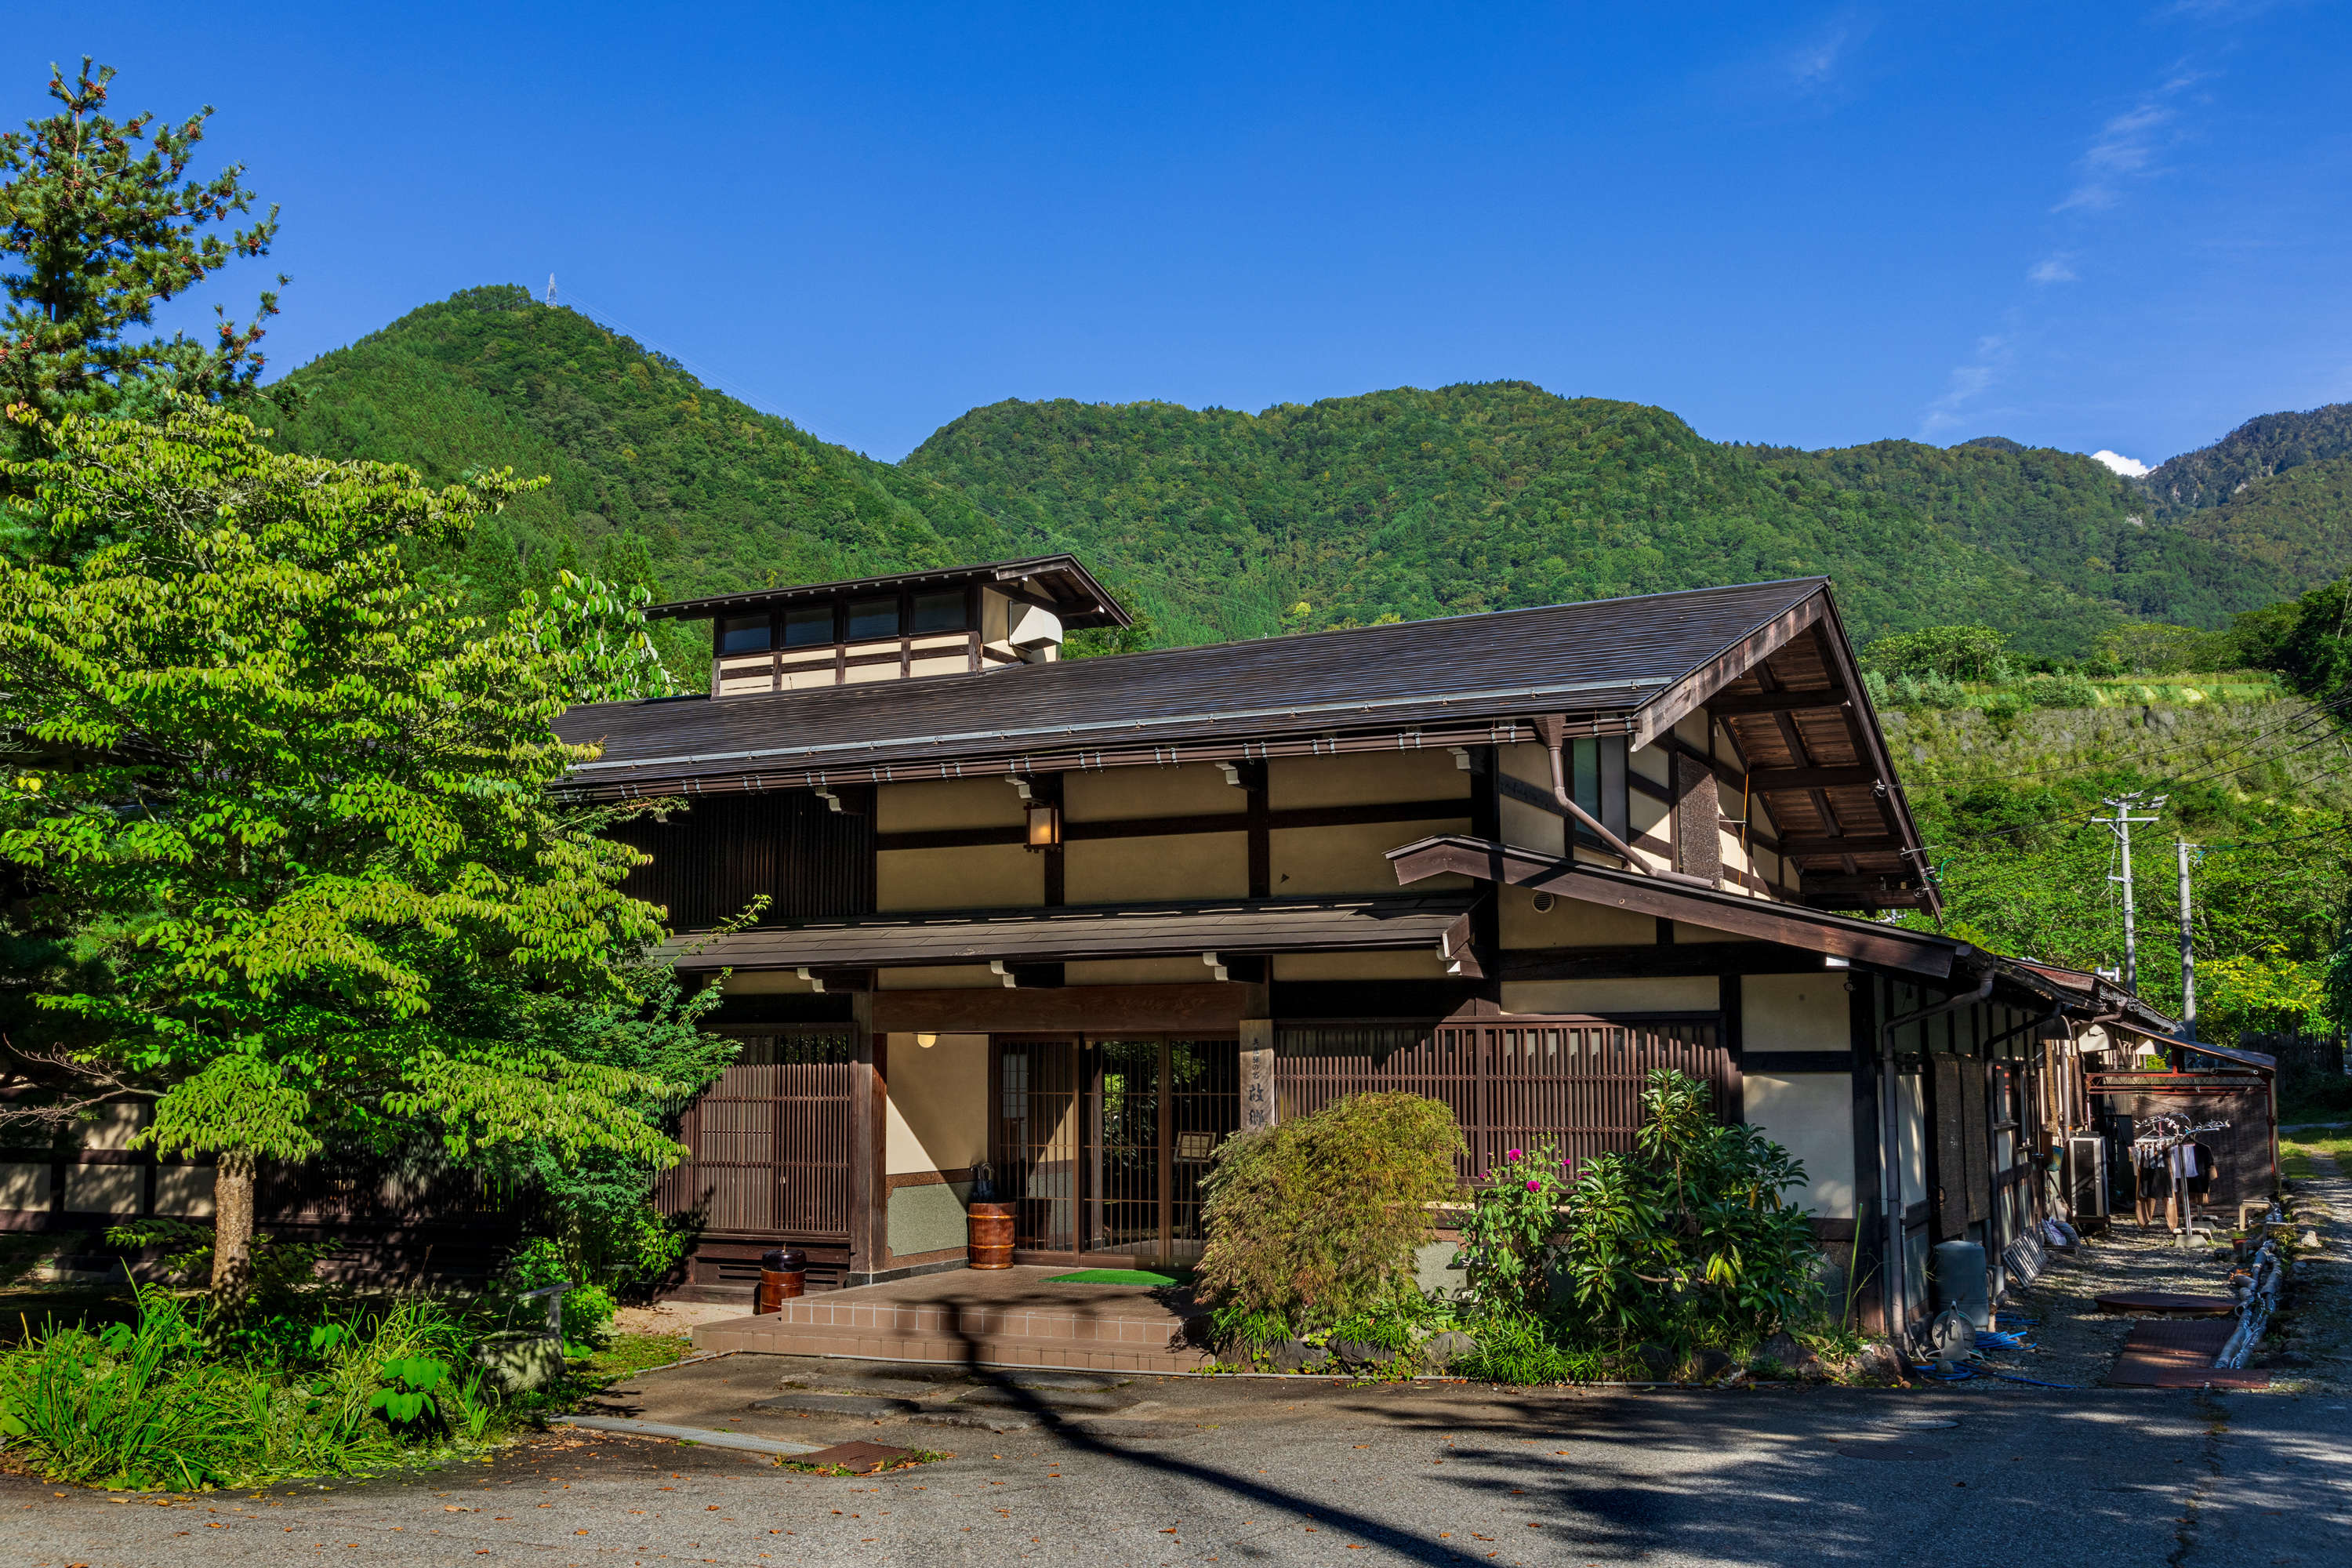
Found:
<box><xmin>691</xmin><ymin>1265</ymin><xmax>1212</xmax><ymax>1373</ymax></box>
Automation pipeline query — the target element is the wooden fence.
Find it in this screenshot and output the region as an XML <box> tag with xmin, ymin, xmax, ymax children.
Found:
<box><xmin>1274</xmin><ymin>1016</ymin><xmax>1733</xmax><ymax>1185</ymax></box>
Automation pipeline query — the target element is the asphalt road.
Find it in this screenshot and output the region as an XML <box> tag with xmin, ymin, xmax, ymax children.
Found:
<box><xmin>8</xmin><ymin>1370</ymin><xmax>2349</xmax><ymax>1567</ymax></box>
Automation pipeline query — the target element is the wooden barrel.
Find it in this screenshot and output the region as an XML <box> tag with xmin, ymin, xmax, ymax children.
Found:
<box><xmin>967</xmin><ymin>1203</ymin><xmax>1016</xmax><ymax>1269</ymax></box>
<box><xmin>757</xmin><ymin>1248</ymin><xmax>806</xmax><ymax>1312</ymax></box>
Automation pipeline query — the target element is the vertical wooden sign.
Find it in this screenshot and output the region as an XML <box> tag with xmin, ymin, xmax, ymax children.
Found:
<box><xmin>1240</xmin><ymin>1018</ymin><xmax>1276</xmax><ymax>1133</ymax></box>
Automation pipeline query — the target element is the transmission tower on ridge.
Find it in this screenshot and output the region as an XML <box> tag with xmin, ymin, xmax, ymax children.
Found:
<box><xmin>546</xmin><ymin>274</ymin><xmax>558</xmax><ymax>306</ymax></box>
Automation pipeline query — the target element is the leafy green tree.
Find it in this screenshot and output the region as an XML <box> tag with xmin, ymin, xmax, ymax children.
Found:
<box><xmin>1862</xmin><ymin>624</ymin><xmax>2010</xmax><ymax>681</ymax></box>
<box><xmin>0</xmin><ymin>400</ymin><xmax>687</xmax><ymax>1314</ymax></box>
<box><xmin>0</xmin><ymin>59</ymin><xmax>282</xmax><ymax>431</ymax></box>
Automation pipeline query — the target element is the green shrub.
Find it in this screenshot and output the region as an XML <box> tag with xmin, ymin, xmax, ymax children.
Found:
<box><xmin>0</xmin><ymin>1288</ymin><xmax>495</xmax><ymax>1489</ymax></box>
<box><xmin>503</xmin><ymin>1238</ymin><xmax>617</xmax><ymax>1348</ymax></box>
<box><xmin>1552</xmin><ymin>1069</ymin><xmax>1820</xmax><ymax>1345</ymax></box>
<box><xmin>2026</xmin><ymin>670</ymin><xmax>2099</xmax><ymax>709</ymax></box>
<box><xmin>1454</xmin><ymin>1145</ymin><xmax>1572</xmax><ymax>1310</ymax></box>
<box><xmin>1196</xmin><ymin>1092</ymin><xmax>1464</xmax><ymax>1341</ymax></box>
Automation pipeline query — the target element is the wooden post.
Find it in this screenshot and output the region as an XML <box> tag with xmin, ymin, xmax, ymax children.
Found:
<box><xmin>1240</xmin><ymin>1018</ymin><xmax>1275</xmax><ymax>1134</ymax></box>
<box><xmin>848</xmin><ymin>985</ymin><xmax>884</xmax><ymax>1284</ymax></box>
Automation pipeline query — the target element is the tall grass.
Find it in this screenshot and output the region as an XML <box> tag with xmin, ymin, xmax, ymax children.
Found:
<box><xmin>0</xmin><ymin>1287</ymin><xmax>495</xmax><ymax>1490</ymax></box>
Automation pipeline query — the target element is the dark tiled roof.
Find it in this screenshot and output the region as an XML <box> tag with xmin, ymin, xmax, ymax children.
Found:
<box><xmin>662</xmin><ymin>895</ymin><xmax>1475</xmax><ymax>972</ymax></box>
<box><xmin>641</xmin><ymin>554</ymin><xmax>1129</xmax><ymax>628</ymax></box>
<box><xmin>558</xmin><ymin>578</ymin><xmax>1830</xmax><ymax>793</ymax></box>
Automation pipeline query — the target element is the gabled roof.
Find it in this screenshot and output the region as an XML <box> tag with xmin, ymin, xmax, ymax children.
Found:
<box><xmin>641</xmin><ymin>554</ymin><xmax>1131</xmax><ymax>630</ymax></box>
<box><xmin>564</xmin><ymin>576</ymin><xmax>1825</xmax><ymax>784</ymax></box>
<box><xmin>556</xmin><ymin>572</ymin><xmax>1936</xmax><ymax>910</ymax></box>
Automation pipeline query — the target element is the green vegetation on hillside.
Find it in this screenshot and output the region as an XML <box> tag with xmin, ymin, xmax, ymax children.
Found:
<box><xmin>904</xmin><ymin>386</ymin><xmax>2115</xmax><ymax>654</ymax></box>
<box><xmin>1755</xmin><ymin>437</ymin><xmax>2298</xmax><ymax>628</ymax></box>
<box><xmin>2140</xmin><ymin>401</ymin><xmax>2352</xmax><ymax>514</ymax></box>
<box><xmin>262</xmin><ymin>287</ymin><xmax>2352</xmax><ymax>678</ymax></box>
<box><xmin>264</xmin><ymin>285</ymin><xmax>1009</xmax><ymax>674</ymax></box>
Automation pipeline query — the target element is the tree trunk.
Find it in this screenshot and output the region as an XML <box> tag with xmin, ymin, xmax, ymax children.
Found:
<box><xmin>209</xmin><ymin>1150</ymin><xmax>258</xmax><ymax>1316</ymax></box>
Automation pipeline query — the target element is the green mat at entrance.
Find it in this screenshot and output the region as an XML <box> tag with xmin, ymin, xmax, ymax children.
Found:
<box><xmin>1042</xmin><ymin>1269</ymin><xmax>1181</xmax><ymax>1286</ymax></box>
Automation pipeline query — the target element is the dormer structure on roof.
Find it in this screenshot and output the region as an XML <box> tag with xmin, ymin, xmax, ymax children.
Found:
<box><xmin>647</xmin><ymin>555</ymin><xmax>1130</xmax><ymax>697</ymax></box>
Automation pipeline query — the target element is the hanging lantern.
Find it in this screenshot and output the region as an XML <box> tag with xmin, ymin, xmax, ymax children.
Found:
<box><xmin>1025</xmin><ymin>797</ymin><xmax>1062</xmax><ymax>851</ymax></box>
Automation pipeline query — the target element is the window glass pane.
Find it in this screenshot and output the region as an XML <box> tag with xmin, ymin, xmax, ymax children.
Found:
<box><xmin>1571</xmin><ymin>738</ymin><xmax>1600</xmax><ymax>816</ymax></box>
<box><xmin>782</xmin><ymin>604</ymin><xmax>835</xmax><ymax>647</ymax></box>
<box><xmin>911</xmin><ymin>589</ymin><xmax>967</xmax><ymax>633</ymax></box>
<box><xmin>847</xmin><ymin>596</ymin><xmax>900</xmax><ymax>641</ymax></box>
<box><xmin>720</xmin><ymin>615</ymin><xmax>770</xmax><ymax>653</ymax></box>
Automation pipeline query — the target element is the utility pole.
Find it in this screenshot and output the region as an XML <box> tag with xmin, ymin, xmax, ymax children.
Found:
<box><xmin>2094</xmin><ymin>793</ymin><xmax>2165</xmax><ymax>993</ymax></box>
<box><xmin>2177</xmin><ymin>840</ymin><xmax>2197</xmax><ymax>1036</ymax></box>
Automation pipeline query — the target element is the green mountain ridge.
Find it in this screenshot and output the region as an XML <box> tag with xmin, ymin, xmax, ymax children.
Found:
<box><xmin>263</xmin><ymin>285</ymin><xmax>2352</xmax><ymax>672</ymax></box>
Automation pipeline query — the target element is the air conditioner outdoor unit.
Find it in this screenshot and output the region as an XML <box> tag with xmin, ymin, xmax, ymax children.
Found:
<box><xmin>2064</xmin><ymin>1134</ymin><xmax>2109</xmax><ymax>1220</ymax></box>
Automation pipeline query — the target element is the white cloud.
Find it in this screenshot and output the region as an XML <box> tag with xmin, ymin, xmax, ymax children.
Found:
<box><xmin>1787</xmin><ymin>27</ymin><xmax>1849</xmax><ymax>86</ymax></box>
<box><xmin>2054</xmin><ymin>82</ymin><xmax>2201</xmax><ymax>212</ymax></box>
<box><xmin>1918</xmin><ymin>335</ymin><xmax>2013</xmax><ymax>438</ymax></box>
<box><xmin>2090</xmin><ymin>449</ymin><xmax>2151</xmax><ymax>477</ymax></box>
<box><xmin>2027</xmin><ymin>253</ymin><xmax>2079</xmax><ymax>285</ymax></box>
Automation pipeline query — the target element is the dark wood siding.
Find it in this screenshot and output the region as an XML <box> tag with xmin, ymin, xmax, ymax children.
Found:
<box><xmin>611</xmin><ymin>789</ymin><xmax>875</xmax><ymax>931</ymax></box>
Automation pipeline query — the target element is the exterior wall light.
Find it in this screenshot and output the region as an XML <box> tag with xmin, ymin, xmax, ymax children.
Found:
<box><xmin>914</xmin><ymin>1033</ymin><xmax>938</xmax><ymax>1049</ymax></box>
<box><xmin>1025</xmin><ymin>797</ymin><xmax>1062</xmax><ymax>851</ymax></box>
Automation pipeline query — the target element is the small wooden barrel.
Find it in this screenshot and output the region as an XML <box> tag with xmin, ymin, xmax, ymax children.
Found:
<box><xmin>757</xmin><ymin>1248</ymin><xmax>806</xmax><ymax>1312</ymax></box>
<box><xmin>967</xmin><ymin>1203</ymin><xmax>1016</xmax><ymax>1269</ymax></box>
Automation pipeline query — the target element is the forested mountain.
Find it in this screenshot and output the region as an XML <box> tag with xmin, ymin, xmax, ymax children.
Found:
<box><xmin>1736</xmin><ymin>436</ymin><xmax>2295</xmax><ymax>630</ymax></box>
<box><xmin>2139</xmin><ymin>402</ymin><xmax>2352</xmax><ymax>514</ymax></box>
<box><xmin>264</xmin><ymin>285</ymin><xmax>2352</xmax><ymax>672</ymax></box>
<box><xmin>263</xmin><ymin>285</ymin><xmax>1008</xmax><ymax>670</ymax></box>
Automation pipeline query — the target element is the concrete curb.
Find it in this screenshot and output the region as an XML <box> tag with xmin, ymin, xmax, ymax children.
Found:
<box><xmin>552</xmin><ymin>1416</ymin><xmax>826</xmax><ymax>1457</ymax></box>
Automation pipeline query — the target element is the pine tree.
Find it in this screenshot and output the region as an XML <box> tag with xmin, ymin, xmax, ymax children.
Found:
<box><xmin>0</xmin><ymin>59</ymin><xmax>284</xmax><ymax>433</ymax></box>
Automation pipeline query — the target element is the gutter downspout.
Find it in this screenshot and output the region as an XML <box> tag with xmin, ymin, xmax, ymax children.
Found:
<box><xmin>1534</xmin><ymin>714</ymin><xmax>1711</xmax><ymax>886</ymax></box>
<box><xmin>1877</xmin><ymin>967</ymin><xmax>1994</xmax><ymax>1347</ymax></box>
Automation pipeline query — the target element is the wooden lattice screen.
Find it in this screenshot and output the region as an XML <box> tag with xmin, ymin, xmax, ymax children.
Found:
<box><xmin>657</xmin><ymin>1029</ymin><xmax>857</xmax><ymax>1242</ymax></box>
<box><xmin>1275</xmin><ymin>1017</ymin><xmax>1733</xmax><ymax>1185</ymax></box>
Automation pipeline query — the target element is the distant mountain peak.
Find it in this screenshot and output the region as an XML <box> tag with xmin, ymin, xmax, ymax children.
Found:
<box><xmin>1956</xmin><ymin>435</ymin><xmax>2025</xmax><ymax>453</ymax></box>
<box><xmin>2141</xmin><ymin>401</ymin><xmax>2352</xmax><ymax>511</ymax></box>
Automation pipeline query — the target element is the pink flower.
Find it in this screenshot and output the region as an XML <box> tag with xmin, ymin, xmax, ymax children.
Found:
<box><xmin>1507</xmin><ymin>1149</ymin><xmax>1523</xmax><ymax>1162</ymax></box>
<box><xmin>1526</xmin><ymin>1178</ymin><xmax>1541</xmax><ymax>1191</ymax></box>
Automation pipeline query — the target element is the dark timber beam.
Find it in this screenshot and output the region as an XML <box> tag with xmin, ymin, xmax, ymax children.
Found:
<box><xmin>1387</xmin><ymin>833</ymin><xmax>1965</xmax><ymax>978</ymax></box>
<box><xmin>1749</xmin><ymin>765</ymin><xmax>1878</xmax><ymax>792</ymax></box>
<box><xmin>1780</xmin><ymin>835</ymin><xmax>1905</xmax><ymax>856</ymax></box>
<box><xmin>1707</xmin><ymin>690</ymin><xmax>1850</xmax><ymax>717</ymax></box>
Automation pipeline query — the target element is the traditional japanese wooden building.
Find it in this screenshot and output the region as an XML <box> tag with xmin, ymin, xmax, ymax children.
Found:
<box><xmin>547</xmin><ymin>556</ymin><xmax>2204</xmax><ymax>1338</ymax></box>
<box><xmin>2</xmin><ymin>556</ymin><xmax>2235</xmax><ymax>1342</ymax></box>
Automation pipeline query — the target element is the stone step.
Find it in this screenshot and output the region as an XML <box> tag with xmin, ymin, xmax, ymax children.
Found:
<box><xmin>695</xmin><ymin>1312</ymin><xmax>1211</xmax><ymax>1374</ymax></box>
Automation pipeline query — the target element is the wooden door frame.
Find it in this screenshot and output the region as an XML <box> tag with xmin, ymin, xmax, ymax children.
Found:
<box><xmin>992</xmin><ymin>1030</ymin><xmax>1240</xmax><ymax>1269</ymax></box>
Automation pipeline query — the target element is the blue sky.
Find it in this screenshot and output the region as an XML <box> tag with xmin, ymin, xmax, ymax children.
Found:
<box><xmin>22</xmin><ymin>2</ymin><xmax>2352</xmax><ymax>466</ymax></box>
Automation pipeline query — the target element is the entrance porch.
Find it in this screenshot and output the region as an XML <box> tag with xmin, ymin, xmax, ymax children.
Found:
<box><xmin>691</xmin><ymin>1264</ymin><xmax>1211</xmax><ymax>1373</ymax></box>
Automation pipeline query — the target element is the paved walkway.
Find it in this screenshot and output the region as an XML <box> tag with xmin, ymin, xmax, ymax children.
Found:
<box><xmin>11</xmin><ymin>1377</ymin><xmax>2349</xmax><ymax>1566</ymax></box>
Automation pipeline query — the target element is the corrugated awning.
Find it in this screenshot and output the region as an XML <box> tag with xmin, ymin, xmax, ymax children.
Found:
<box><xmin>663</xmin><ymin>895</ymin><xmax>1477</xmax><ymax>973</ymax></box>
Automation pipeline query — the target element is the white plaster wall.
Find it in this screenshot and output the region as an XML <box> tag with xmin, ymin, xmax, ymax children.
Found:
<box><xmin>1500</xmin><ymin>889</ymin><xmax>1656</xmax><ymax>949</ymax></box>
<box><xmin>1501</xmin><ymin>977</ymin><xmax>1719</xmax><ymax>1014</ymax></box>
<box><xmin>155</xmin><ymin>1164</ymin><xmax>216</xmax><ymax>1217</ymax></box>
<box><xmin>0</xmin><ymin>1161</ymin><xmax>49</xmax><ymax>1210</ymax></box>
<box><xmin>1741</xmin><ymin>1073</ymin><xmax>1857</xmax><ymax>1217</ymax></box>
<box><xmin>878</xmin><ymin>844</ymin><xmax>1041</xmax><ymax>909</ymax></box>
<box><xmin>884</xmin><ymin>1033</ymin><xmax>989</xmax><ymax>1175</ymax></box>
<box><xmin>1743</xmin><ymin>972</ymin><xmax>1854</xmax><ymax>1053</ymax></box>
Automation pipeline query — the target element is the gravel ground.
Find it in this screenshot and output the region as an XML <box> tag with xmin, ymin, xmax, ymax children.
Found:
<box><xmin>1978</xmin><ymin>1152</ymin><xmax>2349</xmax><ymax>1392</ymax></box>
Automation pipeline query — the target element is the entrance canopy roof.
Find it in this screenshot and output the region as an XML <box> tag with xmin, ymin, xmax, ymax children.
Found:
<box><xmin>663</xmin><ymin>894</ymin><xmax>1476</xmax><ymax>974</ymax></box>
<box><xmin>1386</xmin><ymin>833</ymin><xmax>1973</xmax><ymax>980</ymax></box>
